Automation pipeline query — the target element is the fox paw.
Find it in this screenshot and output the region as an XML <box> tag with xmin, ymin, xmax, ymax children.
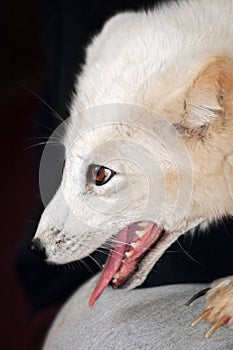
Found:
<box><xmin>187</xmin><ymin>277</ymin><xmax>233</xmax><ymax>338</ymax></box>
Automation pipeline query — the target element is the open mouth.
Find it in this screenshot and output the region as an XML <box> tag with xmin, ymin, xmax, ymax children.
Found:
<box><xmin>89</xmin><ymin>222</ymin><xmax>163</xmax><ymax>307</ymax></box>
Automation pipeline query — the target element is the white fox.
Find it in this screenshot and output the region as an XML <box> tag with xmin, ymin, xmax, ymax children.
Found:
<box><xmin>31</xmin><ymin>0</ymin><xmax>233</xmax><ymax>337</ymax></box>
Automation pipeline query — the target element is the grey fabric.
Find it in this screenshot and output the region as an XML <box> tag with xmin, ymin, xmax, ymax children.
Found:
<box><xmin>44</xmin><ymin>275</ymin><xmax>232</xmax><ymax>350</ymax></box>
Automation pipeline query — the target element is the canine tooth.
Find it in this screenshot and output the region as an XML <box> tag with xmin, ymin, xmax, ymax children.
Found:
<box><xmin>113</xmin><ymin>272</ymin><xmax>120</xmax><ymax>279</ymax></box>
<box><xmin>135</xmin><ymin>229</ymin><xmax>147</xmax><ymax>238</ymax></box>
<box><xmin>138</xmin><ymin>222</ymin><xmax>149</xmax><ymax>228</ymax></box>
<box><xmin>131</xmin><ymin>242</ymin><xmax>139</xmax><ymax>249</ymax></box>
<box><xmin>125</xmin><ymin>251</ymin><xmax>133</xmax><ymax>258</ymax></box>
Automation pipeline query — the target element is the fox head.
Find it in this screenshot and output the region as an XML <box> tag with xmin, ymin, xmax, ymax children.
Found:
<box><xmin>31</xmin><ymin>7</ymin><xmax>233</xmax><ymax>305</ymax></box>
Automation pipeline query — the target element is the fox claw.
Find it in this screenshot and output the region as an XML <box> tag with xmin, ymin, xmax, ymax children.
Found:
<box><xmin>187</xmin><ymin>277</ymin><xmax>233</xmax><ymax>337</ymax></box>
<box><xmin>191</xmin><ymin>308</ymin><xmax>213</xmax><ymax>326</ymax></box>
<box><xmin>186</xmin><ymin>288</ymin><xmax>211</xmax><ymax>306</ymax></box>
<box><xmin>205</xmin><ymin>316</ymin><xmax>231</xmax><ymax>338</ymax></box>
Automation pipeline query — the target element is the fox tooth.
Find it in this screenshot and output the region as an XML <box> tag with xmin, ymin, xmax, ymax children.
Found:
<box><xmin>125</xmin><ymin>251</ymin><xmax>133</xmax><ymax>258</ymax></box>
<box><xmin>138</xmin><ymin>222</ymin><xmax>149</xmax><ymax>228</ymax></box>
<box><xmin>131</xmin><ymin>242</ymin><xmax>139</xmax><ymax>249</ymax></box>
<box><xmin>113</xmin><ymin>272</ymin><xmax>120</xmax><ymax>279</ymax></box>
<box><xmin>135</xmin><ymin>229</ymin><xmax>147</xmax><ymax>237</ymax></box>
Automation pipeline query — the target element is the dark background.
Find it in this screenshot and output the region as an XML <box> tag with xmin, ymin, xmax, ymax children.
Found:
<box><xmin>1</xmin><ymin>1</ymin><xmax>45</xmax><ymax>349</ymax></box>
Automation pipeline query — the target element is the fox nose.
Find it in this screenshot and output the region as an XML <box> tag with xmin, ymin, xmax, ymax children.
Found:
<box><xmin>28</xmin><ymin>239</ymin><xmax>47</xmax><ymax>259</ymax></box>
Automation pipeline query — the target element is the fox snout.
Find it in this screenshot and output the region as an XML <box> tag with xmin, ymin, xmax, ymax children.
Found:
<box><xmin>28</xmin><ymin>238</ymin><xmax>47</xmax><ymax>260</ymax></box>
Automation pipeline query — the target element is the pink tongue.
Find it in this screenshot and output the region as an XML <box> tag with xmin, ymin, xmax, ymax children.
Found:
<box><xmin>89</xmin><ymin>223</ymin><xmax>161</xmax><ymax>307</ymax></box>
<box><xmin>89</xmin><ymin>228</ymin><xmax>128</xmax><ymax>308</ymax></box>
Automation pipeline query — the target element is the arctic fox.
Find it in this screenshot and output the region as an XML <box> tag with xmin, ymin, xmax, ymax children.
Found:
<box><xmin>31</xmin><ymin>0</ymin><xmax>233</xmax><ymax>336</ymax></box>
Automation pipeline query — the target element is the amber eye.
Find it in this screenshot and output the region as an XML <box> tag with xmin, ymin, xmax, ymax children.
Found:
<box><xmin>87</xmin><ymin>164</ymin><xmax>116</xmax><ymax>186</ymax></box>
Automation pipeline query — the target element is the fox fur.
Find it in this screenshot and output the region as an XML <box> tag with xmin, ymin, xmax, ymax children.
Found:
<box><xmin>33</xmin><ymin>0</ymin><xmax>233</xmax><ymax>310</ymax></box>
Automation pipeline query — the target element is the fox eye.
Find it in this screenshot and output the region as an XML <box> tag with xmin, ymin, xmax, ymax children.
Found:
<box><xmin>87</xmin><ymin>164</ymin><xmax>116</xmax><ymax>186</ymax></box>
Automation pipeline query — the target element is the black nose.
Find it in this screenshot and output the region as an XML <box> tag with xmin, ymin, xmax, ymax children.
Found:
<box><xmin>28</xmin><ymin>239</ymin><xmax>47</xmax><ymax>259</ymax></box>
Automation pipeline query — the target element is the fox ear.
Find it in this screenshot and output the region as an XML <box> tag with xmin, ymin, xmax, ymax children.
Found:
<box><xmin>184</xmin><ymin>56</ymin><xmax>233</xmax><ymax>128</ymax></box>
